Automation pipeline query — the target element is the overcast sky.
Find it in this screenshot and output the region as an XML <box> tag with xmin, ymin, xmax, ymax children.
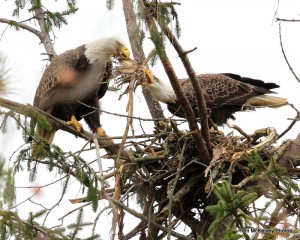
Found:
<box><xmin>1</xmin><ymin>0</ymin><xmax>300</xmax><ymax>238</ymax></box>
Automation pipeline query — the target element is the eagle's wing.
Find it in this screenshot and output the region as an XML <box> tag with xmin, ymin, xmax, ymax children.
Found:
<box><xmin>33</xmin><ymin>45</ymin><xmax>88</xmax><ymax>111</ymax></box>
<box><xmin>180</xmin><ymin>74</ymin><xmax>272</xmax><ymax>109</ymax></box>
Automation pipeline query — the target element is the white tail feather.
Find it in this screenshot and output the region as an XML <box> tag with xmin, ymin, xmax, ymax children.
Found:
<box><xmin>244</xmin><ymin>95</ymin><xmax>288</xmax><ymax>108</ymax></box>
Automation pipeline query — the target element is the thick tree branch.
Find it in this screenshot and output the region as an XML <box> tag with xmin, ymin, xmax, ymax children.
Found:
<box><xmin>0</xmin><ymin>17</ymin><xmax>43</xmax><ymax>40</ymax></box>
<box><xmin>33</xmin><ymin>6</ymin><xmax>57</xmax><ymax>58</ymax></box>
<box><xmin>0</xmin><ymin>7</ymin><xmax>56</xmax><ymax>59</ymax></box>
<box><xmin>0</xmin><ymin>97</ymin><xmax>130</xmax><ymax>160</ymax></box>
<box><xmin>122</xmin><ymin>0</ymin><xmax>165</xmax><ymax>127</ymax></box>
<box><xmin>140</xmin><ymin>1</ymin><xmax>211</xmax><ymax>165</ymax></box>
<box><xmin>109</xmin><ymin>196</ymin><xmax>193</xmax><ymax>240</ymax></box>
<box><xmin>159</xmin><ymin>24</ymin><xmax>212</xmax><ymax>156</ymax></box>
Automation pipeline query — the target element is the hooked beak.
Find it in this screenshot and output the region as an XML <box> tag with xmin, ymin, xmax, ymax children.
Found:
<box><xmin>120</xmin><ymin>46</ymin><xmax>130</xmax><ymax>59</ymax></box>
<box><xmin>142</xmin><ymin>68</ymin><xmax>155</xmax><ymax>86</ymax></box>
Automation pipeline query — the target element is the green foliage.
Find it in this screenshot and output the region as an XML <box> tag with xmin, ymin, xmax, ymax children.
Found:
<box><xmin>154</xmin><ymin>1</ymin><xmax>181</xmax><ymax>38</ymax></box>
<box><xmin>149</xmin><ymin>49</ymin><xmax>160</xmax><ymax>67</ymax></box>
<box><xmin>43</xmin><ymin>6</ymin><xmax>78</xmax><ymax>33</ymax></box>
<box><xmin>31</xmin><ymin>209</ymin><xmax>48</xmax><ymax>219</ymax></box>
<box><xmin>0</xmin><ymin>52</ymin><xmax>11</xmax><ymax>95</ymax></box>
<box><xmin>10</xmin><ymin>21</ymin><xmax>21</xmax><ymax>30</ymax></box>
<box><xmin>0</xmin><ymin>209</ymin><xmax>79</xmax><ymax>240</ymax></box>
<box><xmin>66</xmin><ymin>0</ymin><xmax>77</xmax><ymax>7</ymax></box>
<box><xmin>246</xmin><ymin>151</ymin><xmax>266</xmax><ymax>172</ymax></box>
<box><xmin>206</xmin><ymin>180</ymin><xmax>257</xmax><ymax>236</ymax></box>
<box><xmin>140</xmin><ymin>1</ymin><xmax>181</xmax><ymax>38</ymax></box>
<box><xmin>135</xmin><ymin>0</ymin><xmax>182</xmax><ymax>62</ymax></box>
<box><xmin>0</xmin><ymin>155</ymin><xmax>7</xmax><ymax>202</ymax></box>
<box><xmin>0</xmin><ymin>155</ymin><xmax>6</xmax><ymax>178</ymax></box>
<box><xmin>12</xmin><ymin>0</ymin><xmax>78</xmax><ymax>33</ymax></box>
<box><xmin>30</xmin><ymin>0</ymin><xmax>42</xmax><ymax>10</ymax></box>
<box><xmin>0</xmin><ymin>111</ymin><xmax>11</xmax><ymax>134</ymax></box>
<box><xmin>49</xmin><ymin>144</ymin><xmax>65</xmax><ymax>168</ymax></box>
<box><xmin>223</xmin><ymin>228</ymin><xmax>243</xmax><ymax>240</ymax></box>
<box><xmin>28</xmin><ymin>160</ymin><xmax>38</xmax><ymax>182</ymax></box>
<box><xmin>3</xmin><ymin>169</ymin><xmax>16</xmax><ymax>209</ymax></box>
<box><xmin>150</xmin><ymin>31</ymin><xmax>166</xmax><ymax>60</ymax></box>
<box><xmin>106</xmin><ymin>0</ymin><xmax>115</xmax><ymax>10</ymax></box>
<box><xmin>12</xmin><ymin>0</ymin><xmax>26</xmax><ymax>17</ymax></box>
<box><xmin>86</xmin><ymin>181</ymin><xmax>99</xmax><ymax>212</ymax></box>
<box><xmin>36</xmin><ymin>115</ymin><xmax>52</xmax><ymax>131</ymax></box>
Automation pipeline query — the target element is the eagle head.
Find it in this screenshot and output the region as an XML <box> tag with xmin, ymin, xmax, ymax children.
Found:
<box><xmin>85</xmin><ymin>37</ymin><xmax>130</xmax><ymax>63</ymax></box>
<box><xmin>142</xmin><ymin>68</ymin><xmax>177</xmax><ymax>104</ymax></box>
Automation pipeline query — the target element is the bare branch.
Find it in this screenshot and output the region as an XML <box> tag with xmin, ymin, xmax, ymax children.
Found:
<box><xmin>0</xmin><ymin>17</ymin><xmax>43</xmax><ymax>40</ymax></box>
<box><xmin>278</xmin><ymin>104</ymin><xmax>300</xmax><ymax>139</ymax></box>
<box><xmin>276</xmin><ymin>18</ymin><xmax>300</xmax><ymax>22</ymax></box>
<box><xmin>159</xmin><ymin>24</ymin><xmax>212</xmax><ymax>156</ymax></box>
<box><xmin>140</xmin><ymin>1</ymin><xmax>211</xmax><ymax>165</ymax></box>
<box><xmin>0</xmin><ymin>97</ymin><xmax>131</xmax><ymax>160</ymax></box>
<box><xmin>109</xmin><ymin>197</ymin><xmax>193</xmax><ymax>240</ymax></box>
<box><xmin>122</xmin><ymin>0</ymin><xmax>165</xmax><ymax>126</ymax></box>
<box><xmin>183</xmin><ymin>47</ymin><xmax>197</xmax><ymax>55</ymax></box>
<box><xmin>33</xmin><ymin>6</ymin><xmax>57</xmax><ymax>58</ymax></box>
<box><xmin>279</xmin><ymin>22</ymin><xmax>300</xmax><ymax>84</ymax></box>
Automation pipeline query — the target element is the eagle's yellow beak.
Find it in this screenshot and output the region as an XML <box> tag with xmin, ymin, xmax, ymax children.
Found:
<box><xmin>121</xmin><ymin>46</ymin><xmax>130</xmax><ymax>59</ymax></box>
<box><xmin>142</xmin><ymin>68</ymin><xmax>155</xmax><ymax>86</ymax></box>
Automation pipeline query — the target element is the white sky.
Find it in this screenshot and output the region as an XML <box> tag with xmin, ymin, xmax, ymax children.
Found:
<box><xmin>0</xmin><ymin>0</ymin><xmax>300</xmax><ymax>239</ymax></box>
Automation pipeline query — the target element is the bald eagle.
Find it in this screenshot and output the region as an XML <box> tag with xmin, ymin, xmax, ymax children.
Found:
<box><xmin>143</xmin><ymin>70</ymin><xmax>287</xmax><ymax>125</ymax></box>
<box><xmin>32</xmin><ymin>37</ymin><xmax>130</xmax><ymax>159</ymax></box>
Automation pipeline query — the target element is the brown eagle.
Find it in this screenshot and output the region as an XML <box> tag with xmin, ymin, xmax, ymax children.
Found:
<box><xmin>32</xmin><ymin>37</ymin><xmax>130</xmax><ymax>158</ymax></box>
<box><xmin>143</xmin><ymin>70</ymin><xmax>287</xmax><ymax>125</ymax></box>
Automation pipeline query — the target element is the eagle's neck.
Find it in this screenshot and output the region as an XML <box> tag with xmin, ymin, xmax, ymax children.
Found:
<box><xmin>84</xmin><ymin>37</ymin><xmax>123</xmax><ymax>64</ymax></box>
<box><xmin>148</xmin><ymin>79</ymin><xmax>177</xmax><ymax>104</ymax></box>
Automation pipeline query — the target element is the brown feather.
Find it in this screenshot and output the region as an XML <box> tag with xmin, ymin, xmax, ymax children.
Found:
<box><xmin>166</xmin><ymin>73</ymin><xmax>287</xmax><ymax>125</ymax></box>
<box><xmin>31</xmin><ymin>37</ymin><xmax>125</xmax><ymax>159</ymax></box>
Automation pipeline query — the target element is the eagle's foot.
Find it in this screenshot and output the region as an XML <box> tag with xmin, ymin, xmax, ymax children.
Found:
<box><xmin>97</xmin><ymin>127</ymin><xmax>113</xmax><ymax>145</ymax></box>
<box><xmin>67</xmin><ymin>116</ymin><xmax>82</xmax><ymax>132</ymax></box>
<box><xmin>97</xmin><ymin>127</ymin><xmax>106</xmax><ymax>137</ymax></box>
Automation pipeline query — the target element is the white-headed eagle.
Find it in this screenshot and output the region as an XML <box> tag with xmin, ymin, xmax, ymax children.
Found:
<box><xmin>143</xmin><ymin>69</ymin><xmax>287</xmax><ymax>126</ymax></box>
<box><xmin>31</xmin><ymin>37</ymin><xmax>130</xmax><ymax>158</ymax></box>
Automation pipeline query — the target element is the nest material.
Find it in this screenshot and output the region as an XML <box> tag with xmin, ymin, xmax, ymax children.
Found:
<box><xmin>121</xmin><ymin>118</ymin><xmax>281</xmax><ymax>218</ymax></box>
<box><xmin>112</xmin><ymin>57</ymin><xmax>148</xmax><ymax>92</ymax></box>
<box><xmin>105</xmin><ymin>57</ymin><xmax>292</xmax><ymax>228</ymax></box>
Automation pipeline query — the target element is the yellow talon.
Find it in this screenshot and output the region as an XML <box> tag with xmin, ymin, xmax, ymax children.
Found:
<box><xmin>96</xmin><ymin>127</ymin><xmax>113</xmax><ymax>145</ymax></box>
<box><xmin>67</xmin><ymin>116</ymin><xmax>82</xmax><ymax>132</ymax></box>
<box><xmin>97</xmin><ymin>127</ymin><xmax>106</xmax><ymax>137</ymax></box>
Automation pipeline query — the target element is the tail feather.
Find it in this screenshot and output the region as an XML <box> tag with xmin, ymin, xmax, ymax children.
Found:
<box><xmin>244</xmin><ymin>95</ymin><xmax>288</xmax><ymax>108</ymax></box>
<box><xmin>31</xmin><ymin>126</ymin><xmax>56</xmax><ymax>160</ymax></box>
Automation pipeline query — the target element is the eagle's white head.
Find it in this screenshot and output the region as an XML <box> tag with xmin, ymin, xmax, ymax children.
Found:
<box><xmin>84</xmin><ymin>37</ymin><xmax>130</xmax><ymax>63</ymax></box>
<box><xmin>142</xmin><ymin>68</ymin><xmax>177</xmax><ymax>104</ymax></box>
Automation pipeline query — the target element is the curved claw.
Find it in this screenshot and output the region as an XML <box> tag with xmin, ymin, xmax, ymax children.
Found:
<box><xmin>67</xmin><ymin>116</ymin><xmax>82</xmax><ymax>132</ymax></box>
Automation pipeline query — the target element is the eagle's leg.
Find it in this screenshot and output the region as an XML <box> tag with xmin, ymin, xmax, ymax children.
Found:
<box><xmin>67</xmin><ymin>115</ymin><xmax>83</xmax><ymax>132</ymax></box>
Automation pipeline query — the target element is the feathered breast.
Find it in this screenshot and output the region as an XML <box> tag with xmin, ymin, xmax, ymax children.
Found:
<box><xmin>34</xmin><ymin>45</ymin><xmax>106</xmax><ymax>111</ymax></box>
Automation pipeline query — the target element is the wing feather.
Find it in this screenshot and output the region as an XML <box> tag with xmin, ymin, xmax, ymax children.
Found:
<box><xmin>34</xmin><ymin>45</ymin><xmax>88</xmax><ymax>110</ymax></box>
<box><xmin>179</xmin><ymin>74</ymin><xmax>274</xmax><ymax>109</ymax></box>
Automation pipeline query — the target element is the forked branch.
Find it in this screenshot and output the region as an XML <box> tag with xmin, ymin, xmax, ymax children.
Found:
<box><xmin>140</xmin><ymin>1</ymin><xmax>211</xmax><ymax>164</ymax></box>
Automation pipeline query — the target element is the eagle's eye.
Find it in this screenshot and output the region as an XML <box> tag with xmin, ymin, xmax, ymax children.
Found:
<box><xmin>154</xmin><ymin>77</ymin><xmax>159</xmax><ymax>82</ymax></box>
